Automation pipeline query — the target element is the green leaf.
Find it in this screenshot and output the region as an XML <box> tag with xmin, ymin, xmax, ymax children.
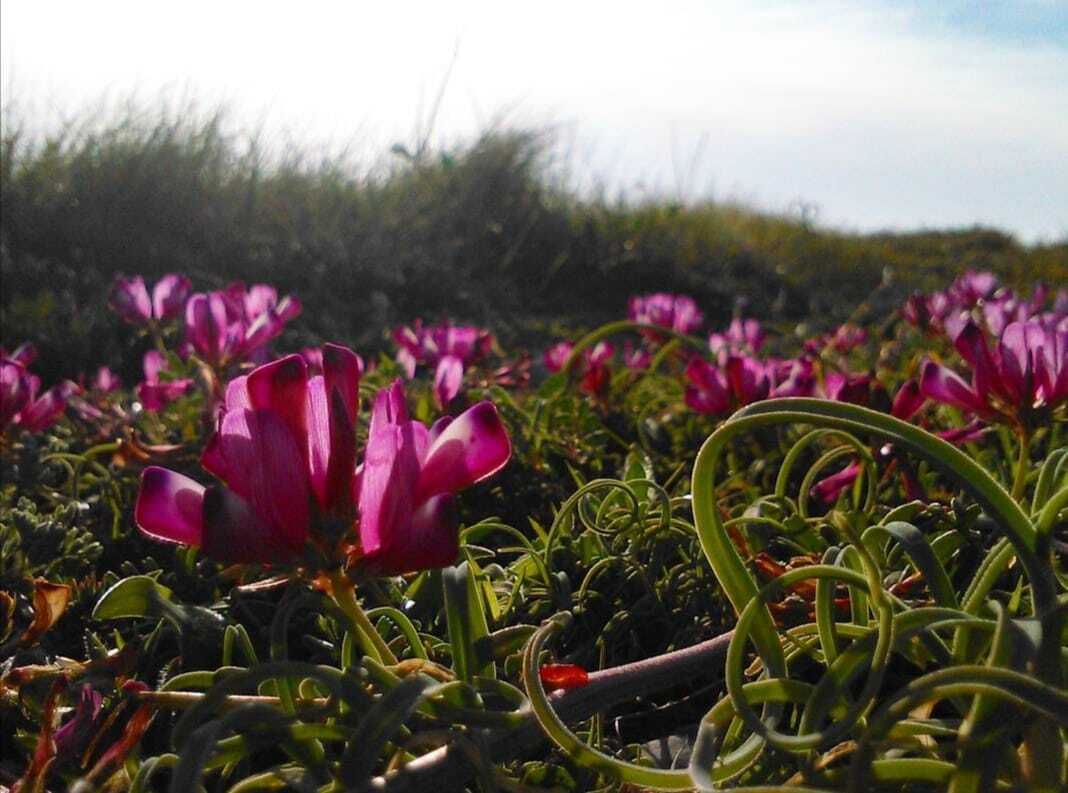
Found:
<box><xmin>92</xmin><ymin>575</ymin><xmax>173</xmax><ymax>620</ymax></box>
<box><xmin>442</xmin><ymin>561</ymin><xmax>496</xmax><ymax>682</ymax></box>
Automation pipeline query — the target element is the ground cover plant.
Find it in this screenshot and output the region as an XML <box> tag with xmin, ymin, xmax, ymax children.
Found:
<box><xmin>1</xmin><ymin>262</ymin><xmax>1066</xmax><ymax>792</ymax></box>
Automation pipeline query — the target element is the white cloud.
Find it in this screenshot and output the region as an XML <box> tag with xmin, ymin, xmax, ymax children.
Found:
<box><xmin>2</xmin><ymin>0</ymin><xmax>1066</xmax><ymax>240</ymax></box>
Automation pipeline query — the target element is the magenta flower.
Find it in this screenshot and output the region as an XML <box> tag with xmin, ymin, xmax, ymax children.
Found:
<box><xmin>392</xmin><ymin>320</ymin><xmax>493</xmax><ymax>407</ymax></box>
<box><xmin>949</xmin><ymin>270</ymin><xmax>999</xmax><ymax>306</ymax></box>
<box><xmin>920</xmin><ymin>319</ymin><xmax>1068</xmax><ymax>425</ymax></box>
<box><xmin>685</xmin><ymin>357</ymin><xmax>731</xmax><ymax>415</ymax></box>
<box><xmin>0</xmin><ymin>342</ymin><xmax>37</xmax><ymax>367</ymax></box>
<box><xmin>544</xmin><ymin>342</ymin><xmax>574</xmax><ymax>373</ymax></box>
<box><xmin>1</xmin><ymin>351</ymin><xmax>78</xmax><ymax>434</ymax></box>
<box><xmin>812</xmin><ymin>379</ymin><xmax>927</xmax><ymax>503</ymax></box>
<box><xmin>1</xmin><ymin>360</ymin><xmax>30</xmax><ymax>427</ymax></box>
<box><xmin>13</xmin><ymin>378</ymin><xmax>78</xmax><ymax>433</ymax></box>
<box><xmin>109</xmin><ymin>274</ymin><xmax>192</xmax><ymax>325</ymax></box>
<box><xmin>356</xmin><ymin>380</ymin><xmax>511</xmax><ymax>574</ymax></box>
<box><xmin>686</xmin><ymin>354</ymin><xmax>816</xmax><ymax>416</ymax></box>
<box><xmin>135</xmin><ymin>344</ymin><xmax>362</xmax><ymax>563</ymax></box>
<box><xmin>53</xmin><ymin>685</ymin><xmax>103</xmax><ymax>758</ymax></box>
<box><xmin>628</xmin><ymin>293</ymin><xmax>704</xmax><ymax>335</ymax></box>
<box><xmin>184</xmin><ymin>283</ymin><xmax>301</xmax><ymax>368</ymax></box>
<box><xmin>137</xmin><ymin>351</ymin><xmax>193</xmax><ymax>412</ymax></box>
<box><xmin>542</xmin><ymin>340</ymin><xmax>615</xmax><ymax>395</ymax></box>
<box><xmin>92</xmin><ymin>367</ymin><xmax>122</xmax><ymax>394</ymax></box>
<box><xmin>709</xmin><ymin>318</ymin><xmax>764</xmax><ymax>360</ymax></box>
<box><xmin>622</xmin><ymin>341</ymin><xmax>652</xmax><ymax>370</ymax></box>
<box><xmin>829</xmin><ymin>323</ymin><xmax>868</xmax><ymax>354</ymax></box>
<box><xmin>768</xmin><ymin>358</ymin><xmax>817</xmax><ymax>398</ymax></box>
<box><xmin>823</xmin><ymin>371</ymin><xmax>880</xmax><ymax>406</ymax></box>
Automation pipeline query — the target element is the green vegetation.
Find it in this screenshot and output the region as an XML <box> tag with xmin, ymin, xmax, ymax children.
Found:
<box><xmin>3</xmin><ymin>102</ymin><xmax>1065</xmax><ymax>383</ymax></box>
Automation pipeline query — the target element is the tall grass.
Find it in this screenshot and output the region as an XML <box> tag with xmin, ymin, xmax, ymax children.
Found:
<box><xmin>2</xmin><ymin>100</ymin><xmax>1065</xmax><ymax>381</ymax></box>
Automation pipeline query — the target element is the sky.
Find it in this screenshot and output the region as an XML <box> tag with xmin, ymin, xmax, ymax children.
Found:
<box><xmin>2</xmin><ymin>0</ymin><xmax>1067</xmax><ymax>242</ymax></box>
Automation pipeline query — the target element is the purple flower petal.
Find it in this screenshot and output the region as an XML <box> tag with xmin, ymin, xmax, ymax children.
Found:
<box><xmin>417</xmin><ymin>401</ymin><xmax>511</xmax><ymax>501</ymax></box>
<box><xmin>109</xmin><ymin>276</ymin><xmax>152</xmax><ymax>325</ymax></box>
<box><xmin>433</xmin><ymin>355</ymin><xmax>464</xmax><ymax>407</ymax></box>
<box><xmin>209</xmin><ymin>408</ymin><xmax>311</xmax><ymax>549</ymax></box>
<box><xmin>891</xmin><ymin>379</ymin><xmax>925</xmax><ymax>421</ymax></box>
<box><xmin>1</xmin><ymin>361</ymin><xmax>29</xmax><ymax>426</ymax></box>
<box><xmin>202</xmin><ymin>485</ymin><xmax>298</xmax><ymax>563</ymax></box>
<box><xmin>358</xmin><ymin>422</ymin><xmax>423</xmax><ymax>567</ymax></box>
<box><xmin>919</xmin><ymin>361</ymin><xmax>989</xmax><ymax>415</ymax></box>
<box><xmin>152</xmin><ymin>274</ymin><xmax>192</xmax><ymax>321</ymax></box>
<box><xmin>135</xmin><ymin>467</ymin><xmax>205</xmax><ymax>546</ymax></box>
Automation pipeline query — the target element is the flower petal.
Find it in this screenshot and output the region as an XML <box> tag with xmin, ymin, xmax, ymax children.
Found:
<box><xmin>208</xmin><ymin>408</ymin><xmax>310</xmax><ymax>549</ymax></box>
<box><xmin>891</xmin><ymin>379</ymin><xmax>925</xmax><ymax>421</ymax></box>
<box><xmin>1</xmin><ymin>361</ymin><xmax>29</xmax><ymax>426</ymax></box>
<box><xmin>137</xmin><ymin>379</ymin><xmax>192</xmax><ymax>412</ymax></box>
<box><xmin>135</xmin><ymin>467</ymin><xmax>205</xmax><ymax>546</ymax></box>
<box><xmin>152</xmin><ymin>274</ymin><xmax>191</xmax><ymax>321</ymax></box>
<box><xmin>433</xmin><ymin>355</ymin><xmax>464</xmax><ymax>407</ymax></box>
<box><xmin>358</xmin><ymin>422</ymin><xmax>421</xmax><ymax>565</ymax></box>
<box><xmin>246</xmin><ymin>354</ymin><xmax>309</xmax><ymax>463</ymax></box>
<box><xmin>322</xmin><ymin>344</ymin><xmax>362</xmax><ymax>513</ymax></box>
<box><xmin>726</xmin><ymin>355</ymin><xmax>769</xmax><ymax>405</ymax></box>
<box><xmin>919</xmin><ymin>361</ymin><xmax>989</xmax><ymax>415</ymax></box>
<box><xmin>109</xmin><ymin>276</ymin><xmax>152</xmax><ymax>325</ymax></box>
<box><xmin>185</xmin><ymin>292</ymin><xmax>231</xmax><ymax>364</ymax></box>
<box><xmin>305</xmin><ymin>375</ymin><xmax>332</xmax><ymax>508</ymax></box>
<box><xmin>417</xmin><ymin>401</ymin><xmax>511</xmax><ymax>500</ymax></box>
<box><xmin>811</xmin><ymin>461</ymin><xmax>861</xmax><ymax>503</ymax></box>
<box><xmin>202</xmin><ymin>485</ymin><xmax>299</xmax><ymax>563</ymax></box>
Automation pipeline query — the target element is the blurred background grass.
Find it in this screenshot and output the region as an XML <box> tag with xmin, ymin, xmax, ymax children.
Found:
<box><xmin>2</xmin><ymin>101</ymin><xmax>1065</xmax><ymax>382</ymax></box>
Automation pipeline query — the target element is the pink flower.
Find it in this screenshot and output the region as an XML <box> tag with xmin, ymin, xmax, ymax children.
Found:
<box><xmin>685</xmin><ymin>357</ymin><xmax>731</xmax><ymax>415</ymax></box>
<box><xmin>1</xmin><ymin>360</ymin><xmax>31</xmax><ymax>427</ymax></box>
<box><xmin>92</xmin><ymin>367</ymin><xmax>122</xmax><ymax>394</ymax></box>
<box><xmin>812</xmin><ymin>379</ymin><xmax>926</xmax><ymax>503</ymax></box>
<box><xmin>920</xmin><ymin>319</ymin><xmax>1067</xmax><ymax>425</ymax></box>
<box><xmin>184</xmin><ymin>283</ymin><xmax>301</xmax><ymax>368</ymax></box>
<box><xmin>543</xmin><ymin>342</ymin><xmax>574</xmax><ymax>373</ymax></box>
<box><xmin>623</xmin><ymin>341</ymin><xmax>652</xmax><ymax>370</ymax></box>
<box><xmin>768</xmin><ymin>358</ymin><xmax>817</xmax><ymax>398</ymax></box>
<box><xmin>0</xmin><ymin>343</ymin><xmax>37</xmax><ymax>367</ymax></box>
<box><xmin>709</xmin><ymin>318</ymin><xmax>764</xmax><ymax>360</ymax></box>
<box><xmin>393</xmin><ymin>320</ymin><xmax>493</xmax><ymax>407</ymax></box>
<box><xmin>136</xmin><ymin>351</ymin><xmax>193</xmax><ymax>412</ymax></box>
<box><xmin>1</xmin><ymin>351</ymin><xmax>78</xmax><ymax>434</ymax></box>
<box><xmin>356</xmin><ymin>380</ymin><xmax>511</xmax><ymax>574</ymax></box>
<box><xmin>628</xmin><ymin>293</ymin><xmax>704</xmax><ymax>335</ymax></box>
<box><xmin>685</xmin><ymin>354</ymin><xmax>816</xmax><ymax>416</ymax></box>
<box><xmin>823</xmin><ymin>371</ymin><xmax>878</xmax><ymax>406</ymax></box>
<box><xmin>135</xmin><ymin>344</ymin><xmax>362</xmax><ymax>563</ymax></box>
<box><xmin>109</xmin><ymin>274</ymin><xmax>192</xmax><ymax>325</ymax></box>
<box><xmin>829</xmin><ymin>323</ymin><xmax>868</xmax><ymax>354</ymax></box>
<box><xmin>53</xmin><ymin>685</ymin><xmax>103</xmax><ymax>758</ymax></box>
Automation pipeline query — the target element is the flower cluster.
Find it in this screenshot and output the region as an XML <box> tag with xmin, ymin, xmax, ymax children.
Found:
<box><xmin>627</xmin><ymin>293</ymin><xmax>704</xmax><ymax>334</ymax></box>
<box><xmin>920</xmin><ymin>319</ymin><xmax>1068</xmax><ymax>427</ymax></box>
<box><xmin>393</xmin><ymin>320</ymin><xmax>493</xmax><ymax>407</ymax></box>
<box><xmin>902</xmin><ymin>269</ymin><xmax>1066</xmax><ymax>341</ymax></box>
<box><xmin>685</xmin><ymin>354</ymin><xmax>815</xmax><ymax>415</ymax></box>
<box><xmin>184</xmin><ymin>282</ymin><xmax>302</xmax><ymax>368</ymax></box>
<box><xmin>108</xmin><ymin>274</ymin><xmax>192</xmax><ymax>326</ymax></box>
<box><xmin>135</xmin><ymin>348</ymin><xmax>511</xmax><ymax>575</ymax></box>
<box><xmin>110</xmin><ymin>274</ymin><xmax>302</xmax><ymax>369</ymax></box>
<box><xmin>1</xmin><ymin>344</ymin><xmax>79</xmax><ymax>434</ymax></box>
<box><xmin>544</xmin><ymin>341</ymin><xmax>620</xmax><ymax>396</ymax></box>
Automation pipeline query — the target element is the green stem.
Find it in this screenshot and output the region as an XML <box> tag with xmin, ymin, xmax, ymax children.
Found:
<box><xmin>328</xmin><ymin>572</ymin><xmax>398</xmax><ymax>666</ymax></box>
<box><xmin>1011</xmin><ymin>429</ymin><xmax>1031</xmax><ymax>502</ymax></box>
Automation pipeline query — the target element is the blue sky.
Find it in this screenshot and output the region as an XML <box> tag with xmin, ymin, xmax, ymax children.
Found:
<box><xmin>2</xmin><ymin>0</ymin><xmax>1066</xmax><ymax>242</ymax></box>
<box><xmin>885</xmin><ymin>0</ymin><xmax>1068</xmax><ymax>46</ymax></box>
